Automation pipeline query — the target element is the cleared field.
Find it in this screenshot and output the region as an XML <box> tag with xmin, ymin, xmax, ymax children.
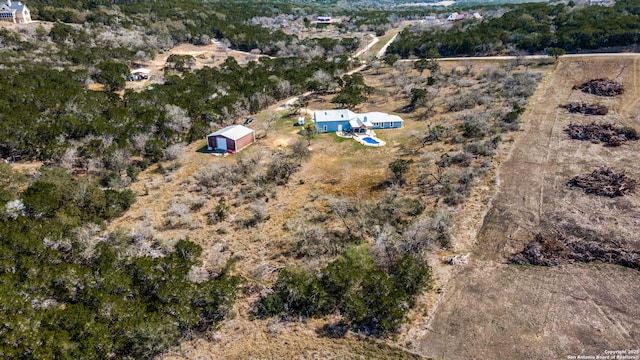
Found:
<box><xmin>418</xmin><ymin>263</ymin><xmax>640</xmax><ymax>359</ymax></box>
<box><xmin>416</xmin><ymin>57</ymin><xmax>640</xmax><ymax>359</ymax></box>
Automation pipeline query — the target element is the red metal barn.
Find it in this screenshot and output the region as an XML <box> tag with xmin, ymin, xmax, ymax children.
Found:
<box><xmin>206</xmin><ymin>125</ymin><xmax>255</xmax><ymax>153</ymax></box>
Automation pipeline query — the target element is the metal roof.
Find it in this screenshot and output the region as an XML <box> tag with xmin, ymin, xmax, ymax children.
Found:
<box><xmin>313</xmin><ymin>109</ymin><xmax>357</xmax><ymax>122</ymax></box>
<box><xmin>208</xmin><ymin>125</ymin><xmax>254</xmax><ymax>141</ymax></box>
<box><xmin>360</xmin><ymin>112</ymin><xmax>404</xmax><ymax>124</ymax></box>
<box><xmin>349</xmin><ymin>118</ymin><xmax>373</xmax><ymax>128</ymax></box>
<box><xmin>0</xmin><ymin>1</ymin><xmax>26</xmax><ymax>12</ymax></box>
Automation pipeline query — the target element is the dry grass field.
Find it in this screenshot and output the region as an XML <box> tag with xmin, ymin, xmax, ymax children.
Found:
<box><xmin>5</xmin><ymin>14</ymin><xmax>640</xmax><ymax>358</ymax></box>
<box><xmin>18</xmin><ymin>53</ymin><xmax>630</xmax><ymax>359</ymax></box>
<box><xmin>92</xmin><ymin>56</ymin><xmax>554</xmax><ymax>359</ymax></box>
<box><xmin>124</xmin><ymin>43</ymin><xmax>261</xmax><ymax>91</ymax></box>
<box><xmin>415</xmin><ymin>57</ymin><xmax>640</xmax><ymax>359</ymax></box>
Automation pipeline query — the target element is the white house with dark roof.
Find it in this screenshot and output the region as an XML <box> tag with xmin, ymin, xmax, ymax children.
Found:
<box><xmin>316</xmin><ymin>16</ymin><xmax>332</xmax><ymax>24</ymax></box>
<box><xmin>0</xmin><ymin>0</ymin><xmax>31</xmax><ymax>23</ymax></box>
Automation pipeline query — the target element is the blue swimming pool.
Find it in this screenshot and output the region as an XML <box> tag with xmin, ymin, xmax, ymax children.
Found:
<box><xmin>361</xmin><ymin>137</ymin><xmax>380</xmax><ymax>145</ymax></box>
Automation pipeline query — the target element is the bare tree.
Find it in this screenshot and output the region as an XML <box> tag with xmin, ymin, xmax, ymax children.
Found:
<box><xmin>131</xmin><ymin>133</ymin><xmax>150</xmax><ymax>153</ymax></box>
<box><xmin>218</xmin><ymin>38</ymin><xmax>231</xmax><ymax>54</ymax></box>
<box><xmin>302</xmin><ymin>122</ymin><xmax>316</xmax><ymax>146</ymax></box>
<box><xmin>134</xmin><ymin>50</ymin><xmax>151</xmax><ymax>66</ymax></box>
<box><xmin>164</xmin><ymin>143</ymin><xmax>186</xmax><ymax>161</ymax></box>
<box><xmin>369</xmin><ymin>56</ymin><xmax>382</xmax><ymax>75</ymax></box>
<box><xmin>290</xmin><ymin>139</ymin><xmax>311</xmax><ymax>162</ymax></box>
<box><xmin>274</xmin><ymin>78</ymin><xmax>292</xmax><ymax>99</ymax></box>
<box><xmin>198</xmin><ymin>34</ymin><xmax>211</xmax><ymax>46</ymax></box>
<box><xmin>59</xmin><ymin>147</ymin><xmax>78</xmax><ymax>171</ymax></box>
<box><xmin>313</xmin><ymin>69</ymin><xmax>333</xmax><ymax>94</ymax></box>
<box><xmin>263</xmin><ymin>111</ymin><xmax>279</xmax><ymax>137</ymax></box>
<box><xmin>164</xmin><ymin>104</ymin><xmax>192</xmax><ymax>136</ymax></box>
<box><xmin>105</xmin><ymin>148</ymin><xmax>131</xmax><ymax>176</ymax></box>
<box><xmin>290</xmin><ymin>95</ymin><xmax>308</xmax><ymax>116</ymax></box>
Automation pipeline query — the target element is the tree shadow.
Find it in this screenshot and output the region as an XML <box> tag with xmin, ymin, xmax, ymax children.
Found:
<box><xmin>371</xmin><ymin>179</ymin><xmax>396</xmax><ymax>191</ymax></box>
<box><xmin>196</xmin><ymin>145</ymin><xmax>225</xmax><ymax>154</ymax></box>
<box><xmin>316</xmin><ymin>321</ymin><xmax>349</xmax><ymax>339</ymax></box>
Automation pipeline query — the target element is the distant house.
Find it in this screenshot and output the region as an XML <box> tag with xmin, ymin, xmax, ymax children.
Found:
<box><xmin>127</xmin><ymin>68</ymin><xmax>150</xmax><ymax>81</ymax></box>
<box><xmin>316</xmin><ymin>16</ymin><xmax>332</xmax><ymax>24</ymax></box>
<box><xmin>0</xmin><ymin>0</ymin><xmax>31</xmax><ymax>23</ymax></box>
<box><xmin>446</xmin><ymin>12</ymin><xmax>467</xmax><ymax>22</ymax></box>
<box><xmin>447</xmin><ymin>12</ymin><xmax>481</xmax><ymax>21</ymax></box>
<box><xmin>206</xmin><ymin>125</ymin><xmax>255</xmax><ymax>153</ymax></box>
<box><xmin>589</xmin><ymin>0</ymin><xmax>612</xmax><ymax>6</ymax></box>
<box><xmin>313</xmin><ymin>109</ymin><xmax>403</xmax><ymax>133</ymax></box>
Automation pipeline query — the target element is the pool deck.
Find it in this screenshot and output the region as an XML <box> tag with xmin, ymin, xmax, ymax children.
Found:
<box><xmin>351</xmin><ymin>131</ymin><xmax>386</xmax><ymax>147</ymax></box>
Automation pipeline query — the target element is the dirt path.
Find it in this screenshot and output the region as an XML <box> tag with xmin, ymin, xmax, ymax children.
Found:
<box><xmin>125</xmin><ymin>42</ymin><xmax>260</xmax><ymax>90</ymax></box>
<box><xmin>415</xmin><ymin>57</ymin><xmax>640</xmax><ymax>359</ymax></box>
<box><xmin>275</xmin><ymin>23</ymin><xmax>414</xmax><ymax>112</ymax></box>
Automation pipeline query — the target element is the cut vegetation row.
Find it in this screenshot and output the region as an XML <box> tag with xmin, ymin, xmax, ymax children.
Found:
<box><xmin>567</xmin><ymin>166</ymin><xmax>637</xmax><ymax>198</ymax></box>
<box><xmin>573</xmin><ymin>78</ymin><xmax>625</xmax><ymax>97</ymax></box>
<box><xmin>512</xmin><ymin>232</ymin><xmax>640</xmax><ymax>271</ymax></box>
<box><xmin>563</xmin><ymin>122</ymin><xmax>638</xmax><ymax>146</ymax></box>
<box><xmin>559</xmin><ymin>102</ymin><xmax>608</xmax><ymax>115</ymax></box>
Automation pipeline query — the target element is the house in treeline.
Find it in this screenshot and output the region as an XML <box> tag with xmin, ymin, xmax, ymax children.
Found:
<box><xmin>313</xmin><ymin>109</ymin><xmax>403</xmax><ymax>134</ymax></box>
<box><xmin>127</xmin><ymin>68</ymin><xmax>151</xmax><ymax>81</ymax></box>
<box><xmin>446</xmin><ymin>12</ymin><xmax>482</xmax><ymax>21</ymax></box>
<box><xmin>446</xmin><ymin>12</ymin><xmax>467</xmax><ymax>21</ymax></box>
<box><xmin>206</xmin><ymin>125</ymin><xmax>255</xmax><ymax>153</ymax></box>
<box><xmin>316</xmin><ymin>16</ymin><xmax>332</xmax><ymax>24</ymax></box>
<box><xmin>0</xmin><ymin>0</ymin><xmax>31</xmax><ymax>23</ymax></box>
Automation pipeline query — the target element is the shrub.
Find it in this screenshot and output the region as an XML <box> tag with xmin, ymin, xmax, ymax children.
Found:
<box><xmin>447</xmin><ymin>92</ymin><xmax>479</xmax><ymax>112</ymax></box>
<box><xmin>239</xmin><ymin>204</ymin><xmax>269</xmax><ymax>228</ymax></box>
<box><xmin>164</xmin><ymin>143</ymin><xmax>186</xmax><ymax>161</ymax></box>
<box><xmin>621</xmin><ymin>126</ymin><xmax>639</xmax><ymax>140</ymax></box>
<box><xmin>388</xmin><ymin>159</ymin><xmax>413</xmax><ymax>183</ymax></box>
<box><xmin>207</xmin><ymin>198</ymin><xmax>229</xmax><ymax>225</ymax></box>
<box><xmin>257</xmin><ymin>267</ymin><xmax>328</xmax><ymax>318</ymax></box>
<box><xmin>461</xmin><ymin>112</ymin><xmax>490</xmax><ymax>139</ymax></box>
<box><xmin>450</xmin><ymin>151</ymin><xmax>472</xmax><ymax>167</ymax></box>
<box><xmin>164</xmin><ymin>202</ymin><xmax>192</xmax><ymax>229</ymax></box>
<box><xmin>465</xmin><ymin>141</ymin><xmax>493</xmax><ymax>157</ymax></box>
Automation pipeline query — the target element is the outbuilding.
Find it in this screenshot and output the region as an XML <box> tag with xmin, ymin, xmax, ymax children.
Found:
<box><xmin>206</xmin><ymin>125</ymin><xmax>255</xmax><ymax>153</ymax></box>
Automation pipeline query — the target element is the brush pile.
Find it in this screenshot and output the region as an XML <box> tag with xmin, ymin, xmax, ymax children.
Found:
<box><xmin>559</xmin><ymin>102</ymin><xmax>608</xmax><ymax>115</ymax></box>
<box><xmin>573</xmin><ymin>78</ymin><xmax>624</xmax><ymax>96</ymax></box>
<box><xmin>512</xmin><ymin>233</ymin><xmax>640</xmax><ymax>270</ymax></box>
<box><xmin>567</xmin><ymin>166</ymin><xmax>636</xmax><ymax>197</ymax></box>
<box><xmin>563</xmin><ymin>122</ymin><xmax>638</xmax><ymax>146</ymax></box>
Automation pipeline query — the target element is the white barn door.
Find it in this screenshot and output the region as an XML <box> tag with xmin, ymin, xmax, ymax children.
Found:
<box><xmin>216</xmin><ymin>137</ymin><xmax>227</xmax><ymax>151</ymax></box>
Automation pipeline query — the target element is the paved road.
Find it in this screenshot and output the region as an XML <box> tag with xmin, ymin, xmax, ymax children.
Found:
<box><xmin>353</xmin><ymin>34</ymin><xmax>378</xmax><ymax>59</ymax></box>
<box><xmin>398</xmin><ymin>52</ymin><xmax>640</xmax><ymax>62</ymax></box>
<box><xmin>377</xmin><ymin>33</ymin><xmax>399</xmax><ymax>58</ymax></box>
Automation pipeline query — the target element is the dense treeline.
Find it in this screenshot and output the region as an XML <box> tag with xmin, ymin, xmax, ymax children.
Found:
<box><xmin>257</xmin><ymin>245</ymin><xmax>431</xmax><ymax>336</ymax></box>
<box><xmin>388</xmin><ymin>1</ymin><xmax>640</xmax><ymax>57</ymax></box>
<box><xmin>0</xmin><ymin>165</ymin><xmax>241</xmax><ymax>359</ymax></box>
<box><xmin>0</xmin><ymin>0</ymin><xmax>420</xmax><ymax>68</ymax></box>
<box><xmin>31</xmin><ymin>0</ymin><xmax>298</xmax><ymax>53</ymax></box>
<box><xmin>0</xmin><ymin>56</ymin><xmax>349</xmax><ymax>167</ymax></box>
